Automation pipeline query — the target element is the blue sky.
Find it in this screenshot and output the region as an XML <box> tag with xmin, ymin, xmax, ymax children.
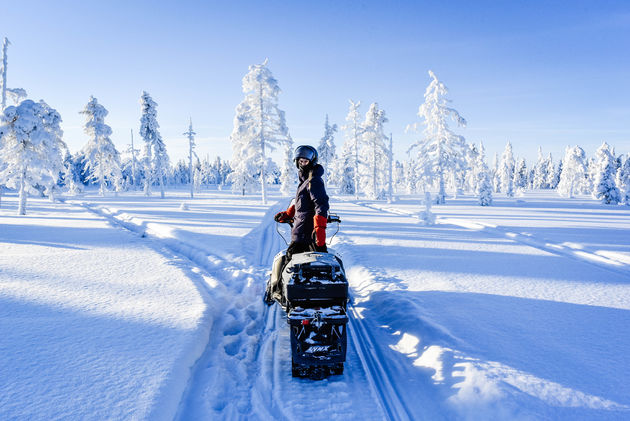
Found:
<box><xmin>3</xmin><ymin>0</ymin><xmax>629</xmax><ymax>165</ymax></box>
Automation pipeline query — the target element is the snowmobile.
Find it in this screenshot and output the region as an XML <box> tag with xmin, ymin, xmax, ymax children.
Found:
<box><xmin>265</xmin><ymin>214</ymin><xmax>349</xmax><ymax>379</ymax></box>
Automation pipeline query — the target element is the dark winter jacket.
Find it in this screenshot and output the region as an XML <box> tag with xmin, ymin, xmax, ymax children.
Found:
<box><xmin>291</xmin><ymin>164</ymin><xmax>329</xmax><ymax>243</ymax></box>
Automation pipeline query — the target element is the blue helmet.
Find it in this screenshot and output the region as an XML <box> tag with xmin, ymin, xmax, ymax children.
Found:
<box><xmin>294</xmin><ymin>145</ymin><xmax>318</xmax><ymax>168</ymax></box>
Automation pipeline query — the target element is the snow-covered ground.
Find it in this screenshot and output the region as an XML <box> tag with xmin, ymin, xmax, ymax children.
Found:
<box><xmin>1</xmin><ymin>188</ymin><xmax>629</xmax><ymax>420</ymax></box>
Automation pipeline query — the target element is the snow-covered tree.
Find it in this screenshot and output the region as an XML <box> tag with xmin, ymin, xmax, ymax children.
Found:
<box><xmin>492</xmin><ymin>152</ymin><xmax>500</xmax><ymax>192</ymax></box>
<box><xmin>474</xmin><ymin>142</ymin><xmax>492</xmax><ymax>206</ymax></box>
<box><xmin>80</xmin><ymin>96</ymin><xmax>121</xmax><ymax>196</ymax></box>
<box><xmin>513</xmin><ymin>157</ymin><xmax>528</xmax><ymax>194</ymax></box>
<box><xmin>408</xmin><ymin>70</ymin><xmax>467</xmax><ymax>204</ymax></box>
<box><xmin>531</xmin><ymin>147</ymin><xmax>547</xmax><ymax>189</ymax></box>
<box><xmin>126</xmin><ymin>129</ymin><xmax>140</xmax><ymax>188</ymax></box>
<box><xmin>279</xmin><ymin>136</ymin><xmax>296</xmax><ymax>196</ymax></box>
<box><xmin>464</xmin><ymin>143</ymin><xmax>480</xmax><ymax>193</ymax></box>
<box><xmin>498</xmin><ymin>141</ymin><xmax>515</xmax><ymax>197</ymax></box>
<box><xmin>544</xmin><ymin>154</ymin><xmax>556</xmax><ymax>189</ymax></box>
<box><xmin>592</xmin><ymin>142</ymin><xmax>620</xmax><ymax>204</ymax></box>
<box><xmin>0</xmin><ymin>99</ymin><xmax>66</xmax><ymax>215</ymax></box>
<box><xmin>342</xmin><ymin>100</ymin><xmax>363</xmax><ymax>199</ymax></box>
<box><xmin>318</xmin><ymin>114</ymin><xmax>337</xmax><ymax>182</ymax></box>
<box><xmin>229</xmin><ymin>59</ymin><xmax>290</xmax><ymax>204</ymax></box>
<box><xmin>183</xmin><ymin>119</ymin><xmax>197</xmax><ymax>198</ymax></box>
<box><xmin>386</xmin><ymin>133</ymin><xmax>394</xmax><ymax>202</ymax></box>
<box><xmin>330</xmin><ymin>136</ymin><xmax>356</xmax><ymax>195</ymax></box>
<box><xmin>557</xmin><ymin>145</ymin><xmax>587</xmax><ymax>198</ymax></box>
<box><xmin>140</xmin><ymin>91</ymin><xmax>169</xmax><ymax>198</ymax></box>
<box><xmin>617</xmin><ymin>154</ymin><xmax>630</xmax><ymax>205</ymax></box>
<box><xmin>360</xmin><ymin>102</ymin><xmax>389</xmax><ymax>200</ymax></box>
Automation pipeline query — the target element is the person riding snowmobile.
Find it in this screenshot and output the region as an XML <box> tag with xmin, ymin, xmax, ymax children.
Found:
<box><xmin>265</xmin><ymin>145</ymin><xmax>329</xmax><ymax>305</ymax></box>
<box><xmin>274</xmin><ymin>144</ymin><xmax>329</xmax><ymax>257</ymax></box>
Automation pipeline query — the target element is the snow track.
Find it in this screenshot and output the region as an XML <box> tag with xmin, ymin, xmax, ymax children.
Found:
<box><xmin>77</xmin><ymin>200</ymin><xmax>389</xmax><ymax>420</ymax></box>
<box><xmin>347</xmin><ymin>301</ymin><xmax>413</xmax><ymax>421</ymax></box>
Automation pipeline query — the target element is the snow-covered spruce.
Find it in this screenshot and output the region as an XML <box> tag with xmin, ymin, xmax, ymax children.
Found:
<box><xmin>618</xmin><ymin>154</ymin><xmax>630</xmax><ymax>205</ymax></box>
<box><xmin>318</xmin><ymin>114</ymin><xmax>337</xmax><ymax>184</ymax></box>
<box><xmin>360</xmin><ymin>102</ymin><xmax>390</xmax><ymax>200</ymax></box>
<box><xmin>139</xmin><ymin>91</ymin><xmax>169</xmax><ymax>198</ymax></box>
<box><xmin>499</xmin><ymin>141</ymin><xmax>515</xmax><ymax>197</ymax></box>
<box><xmin>81</xmin><ymin>96</ymin><xmax>121</xmax><ymax>196</ymax></box>
<box><xmin>279</xmin><ymin>135</ymin><xmax>296</xmax><ymax>196</ymax></box>
<box><xmin>513</xmin><ymin>157</ymin><xmax>528</xmax><ymax>195</ymax></box>
<box><xmin>341</xmin><ymin>99</ymin><xmax>363</xmax><ymax>199</ymax></box>
<box><xmin>557</xmin><ymin>145</ymin><xmax>587</xmax><ymax>198</ymax></box>
<box><xmin>0</xmin><ymin>99</ymin><xmax>65</xmax><ymax>215</ymax></box>
<box><xmin>229</xmin><ymin>59</ymin><xmax>290</xmax><ymax>204</ymax></box>
<box><xmin>183</xmin><ymin>119</ymin><xmax>197</xmax><ymax>198</ymax></box>
<box><xmin>408</xmin><ymin>70</ymin><xmax>467</xmax><ymax>204</ymax></box>
<box><xmin>592</xmin><ymin>142</ymin><xmax>621</xmax><ymax>204</ymax></box>
<box><xmin>474</xmin><ymin>141</ymin><xmax>493</xmax><ymax>206</ymax></box>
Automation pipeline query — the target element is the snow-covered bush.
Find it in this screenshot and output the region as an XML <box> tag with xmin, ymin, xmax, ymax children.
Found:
<box><xmin>418</xmin><ymin>191</ymin><xmax>436</xmax><ymax>225</ymax></box>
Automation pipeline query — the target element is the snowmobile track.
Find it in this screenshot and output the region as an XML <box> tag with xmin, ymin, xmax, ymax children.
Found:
<box><xmin>348</xmin><ymin>300</ymin><xmax>413</xmax><ymax>421</ymax></box>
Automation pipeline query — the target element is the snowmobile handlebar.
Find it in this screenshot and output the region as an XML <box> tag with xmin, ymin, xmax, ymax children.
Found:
<box><xmin>327</xmin><ymin>214</ymin><xmax>341</xmax><ymax>224</ymax></box>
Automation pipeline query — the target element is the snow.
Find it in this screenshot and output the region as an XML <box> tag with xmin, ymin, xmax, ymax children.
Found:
<box><xmin>1</xmin><ymin>187</ymin><xmax>630</xmax><ymax>420</ymax></box>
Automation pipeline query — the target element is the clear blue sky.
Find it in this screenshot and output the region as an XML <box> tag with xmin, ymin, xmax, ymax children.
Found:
<box><xmin>3</xmin><ymin>0</ymin><xmax>629</xmax><ymax>165</ymax></box>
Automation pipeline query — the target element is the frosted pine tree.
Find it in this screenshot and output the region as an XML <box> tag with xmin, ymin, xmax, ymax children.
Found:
<box><xmin>408</xmin><ymin>71</ymin><xmax>466</xmax><ymax>204</ymax></box>
<box><xmin>617</xmin><ymin>154</ymin><xmax>630</xmax><ymax>205</ymax></box>
<box><xmin>342</xmin><ymin>100</ymin><xmax>363</xmax><ymax>199</ymax></box>
<box><xmin>139</xmin><ymin>92</ymin><xmax>169</xmax><ymax>198</ymax></box>
<box><xmin>474</xmin><ymin>142</ymin><xmax>493</xmax><ymax>206</ymax></box>
<box><xmin>360</xmin><ymin>102</ymin><xmax>389</xmax><ymax>200</ymax></box>
<box><xmin>330</xmin><ymin>137</ymin><xmax>356</xmax><ymax>195</ymax></box>
<box><xmin>386</xmin><ymin>133</ymin><xmax>394</xmax><ymax>202</ymax></box>
<box><xmin>532</xmin><ymin>147</ymin><xmax>547</xmax><ymax>189</ymax></box>
<box><xmin>492</xmin><ymin>152</ymin><xmax>500</xmax><ymax>192</ymax></box>
<box><xmin>229</xmin><ymin>59</ymin><xmax>290</xmax><ymax>204</ymax></box>
<box><xmin>498</xmin><ymin>141</ymin><xmax>515</xmax><ymax>197</ymax></box>
<box><xmin>465</xmin><ymin>143</ymin><xmax>480</xmax><ymax>193</ymax></box>
<box><xmin>318</xmin><ymin>114</ymin><xmax>337</xmax><ymax>183</ymax></box>
<box><xmin>544</xmin><ymin>154</ymin><xmax>555</xmax><ymax>189</ymax></box>
<box><xmin>279</xmin><ymin>135</ymin><xmax>296</xmax><ymax>196</ymax></box>
<box><xmin>183</xmin><ymin>119</ymin><xmax>197</xmax><ymax>198</ymax></box>
<box><xmin>557</xmin><ymin>146</ymin><xmax>586</xmax><ymax>198</ymax></box>
<box><xmin>513</xmin><ymin>158</ymin><xmax>528</xmax><ymax>195</ymax></box>
<box><xmin>80</xmin><ymin>96</ymin><xmax>121</xmax><ymax>196</ymax></box>
<box><xmin>592</xmin><ymin>142</ymin><xmax>620</xmax><ymax>204</ymax></box>
<box><xmin>0</xmin><ymin>99</ymin><xmax>66</xmax><ymax>215</ymax></box>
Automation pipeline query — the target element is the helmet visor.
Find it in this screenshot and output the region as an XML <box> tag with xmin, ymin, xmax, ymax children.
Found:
<box><xmin>294</xmin><ymin>146</ymin><xmax>316</xmax><ymax>162</ymax></box>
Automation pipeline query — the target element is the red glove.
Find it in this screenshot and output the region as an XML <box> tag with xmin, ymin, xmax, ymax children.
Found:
<box><xmin>313</xmin><ymin>214</ymin><xmax>327</xmax><ymax>246</ymax></box>
<box><xmin>274</xmin><ymin>204</ymin><xmax>295</xmax><ymax>223</ymax></box>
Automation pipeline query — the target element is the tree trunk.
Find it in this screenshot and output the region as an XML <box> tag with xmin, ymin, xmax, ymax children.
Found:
<box><xmin>18</xmin><ymin>168</ymin><xmax>26</xmax><ymax>215</ymax></box>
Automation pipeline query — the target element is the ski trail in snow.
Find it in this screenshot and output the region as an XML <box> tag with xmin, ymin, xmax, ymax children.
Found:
<box><xmin>347</xmin><ymin>301</ymin><xmax>413</xmax><ymax>421</ymax></box>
